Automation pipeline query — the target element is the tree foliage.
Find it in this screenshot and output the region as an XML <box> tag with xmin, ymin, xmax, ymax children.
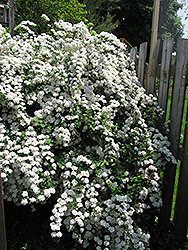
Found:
<box><xmin>111</xmin><ymin>0</ymin><xmax>153</xmax><ymax>46</ymax></box>
<box><xmin>158</xmin><ymin>0</ymin><xmax>184</xmax><ymax>40</ymax></box>
<box><xmin>2</xmin><ymin>0</ymin><xmax>184</xmax><ymax>45</ymax></box>
<box><xmin>104</xmin><ymin>0</ymin><xmax>184</xmax><ymax>47</ymax></box>
<box><xmin>80</xmin><ymin>0</ymin><xmax>120</xmax><ymax>33</ymax></box>
<box><xmin>13</xmin><ymin>0</ymin><xmax>120</xmax><ymax>34</ymax></box>
<box><xmin>13</xmin><ymin>0</ymin><xmax>88</xmax><ymax>34</ymax></box>
<box><xmin>80</xmin><ymin>0</ymin><xmax>184</xmax><ymax>47</ymax></box>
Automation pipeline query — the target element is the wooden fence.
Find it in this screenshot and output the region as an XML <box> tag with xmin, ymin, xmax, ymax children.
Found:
<box><xmin>131</xmin><ymin>38</ymin><xmax>188</xmax><ymax>248</ymax></box>
<box><xmin>0</xmin><ymin>1</ymin><xmax>14</xmax><ymax>36</ymax></box>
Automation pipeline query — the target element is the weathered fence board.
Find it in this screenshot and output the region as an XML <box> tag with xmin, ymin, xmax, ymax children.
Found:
<box><xmin>137</xmin><ymin>42</ymin><xmax>148</xmax><ymax>87</ymax></box>
<box><xmin>170</xmin><ymin>39</ymin><xmax>188</xmax><ymax>158</ymax></box>
<box><xmin>147</xmin><ymin>0</ymin><xmax>160</xmax><ymax>94</ymax></box>
<box><xmin>172</xmin><ymin>40</ymin><xmax>188</xmax><ymax>245</ymax></box>
<box><xmin>0</xmin><ymin>1</ymin><xmax>14</xmax><ymax>36</ymax></box>
<box><xmin>146</xmin><ymin>39</ymin><xmax>161</xmax><ymax>94</ymax></box>
<box><xmin>0</xmin><ymin>3</ymin><xmax>9</xmax><ymax>27</ymax></box>
<box><xmin>158</xmin><ymin>38</ymin><xmax>174</xmax><ymax>123</ymax></box>
<box><xmin>174</xmin><ymin>125</ymin><xmax>188</xmax><ymax>245</ymax></box>
<box><xmin>8</xmin><ymin>0</ymin><xmax>14</xmax><ymax>37</ymax></box>
<box><xmin>130</xmin><ymin>46</ymin><xmax>137</xmax><ymax>64</ymax></box>
<box><xmin>157</xmin><ymin>39</ymin><xmax>188</xmax><ymax>247</ymax></box>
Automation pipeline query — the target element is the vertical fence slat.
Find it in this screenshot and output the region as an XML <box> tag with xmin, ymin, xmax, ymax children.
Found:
<box><xmin>4</xmin><ymin>7</ymin><xmax>7</xmax><ymax>24</ymax></box>
<box><xmin>146</xmin><ymin>39</ymin><xmax>160</xmax><ymax>94</ymax></box>
<box><xmin>170</xmin><ymin>39</ymin><xmax>188</xmax><ymax>157</ymax></box>
<box><xmin>130</xmin><ymin>46</ymin><xmax>137</xmax><ymax>64</ymax></box>
<box><xmin>160</xmin><ymin>162</ymin><xmax>176</xmax><ymax>228</ymax></box>
<box><xmin>174</xmin><ymin>118</ymin><xmax>188</xmax><ymax>246</ymax></box>
<box><xmin>158</xmin><ymin>38</ymin><xmax>174</xmax><ymax>123</ymax></box>
<box><xmin>8</xmin><ymin>0</ymin><xmax>14</xmax><ymax>37</ymax></box>
<box><xmin>172</xmin><ymin>45</ymin><xmax>188</xmax><ymax>245</ymax></box>
<box><xmin>137</xmin><ymin>42</ymin><xmax>148</xmax><ymax>87</ymax></box>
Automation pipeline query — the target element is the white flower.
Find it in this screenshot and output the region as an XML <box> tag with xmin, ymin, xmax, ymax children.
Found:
<box><xmin>83</xmin><ymin>240</ymin><xmax>89</xmax><ymax>248</ymax></box>
<box><xmin>104</xmin><ymin>241</ymin><xmax>110</xmax><ymax>246</ymax></box>
<box><xmin>1</xmin><ymin>172</ymin><xmax>6</xmax><ymax>178</ymax></box>
<box><xmin>21</xmin><ymin>198</ymin><xmax>28</xmax><ymax>205</ymax></box>
<box><xmin>65</xmin><ymin>162</ymin><xmax>72</xmax><ymax>168</ymax></box>
<box><xmin>75</xmin><ymin>217</ymin><xmax>84</xmax><ymax>227</ymax></box>
<box><xmin>139</xmin><ymin>187</ymin><xmax>148</xmax><ymax>200</ymax></box>
<box><xmin>96</xmin><ymin>246</ymin><xmax>102</xmax><ymax>250</ymax></box>
<box><xmin>84</xmin><ymin>212</ymin><xmax>89</xmax><ymax>218</ymax></box>
<box><xmin>38</xmin><ymin>195</ymin><xmax>45</xmax><ymax>202</ymax></box>
<box><xmin>29</xmin><ymin>197</ymin><xmax>36</xmax><ymax>203</ymax></box>
<box><xmin>30</xmin><ymin>185</ymin><xmax>40</xmax><ymax>194</ymax></box>
<box><xmin>22</xmin><ymin>191</ymin><xmax>28</xmax><ymax>197</ymax></box>
<box><xmin>51</xmin><ymin>223</ymin><xmax>60</xmax><ymax>231</ymax></box>
<box><xmin>72</xmin><ymin>179</ymin><xmax>78</xmax><ymax>186</ymax></box>
<box><xmin>56</xmin><ymin>232</ymin><xmax>62</xmax><ymax>238</ymax></box>
<box><xmin>77</xmin><ymin>203</ymin><xmax>83</xmax><ymax>208</ymax></box>
<box><xmin>108</xmin><ymin>226</ymin><xmax>115</xmax><ymax>233</ymax></box>
<box><xmin>72</xmin><ymin>209</ymin><xmax>77</xmax><ymax>216</ymax></box>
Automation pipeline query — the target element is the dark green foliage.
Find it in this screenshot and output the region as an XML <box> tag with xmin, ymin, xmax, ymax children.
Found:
<box><xmin>88</xmin><ymin>0</ymin><xmax>184</xmax><ymax>47</ymax></box>
<box><xmin>111</xmin><ymin>0</ymin><xmax>184</xmax><ymax>47</ymax></box>
<box><xmin>81</xmin><ymin>0</ymin><xmax>120</xmax><ymax>33</ymax></box>
<box><xmin>158</xmin><ymin>0</ymin><xmax>184</xmax><ymax>39</ymax></box>
<box><xmin>0</xmin><ymin>0</ymin><xmax>7</xmax><ymax>3</ymax></box>
<box><xmin>13</xmin><ymin>0</ymin><xmax>87</xmax><ymax>34</ymax></box>
<box><xmin>112</xmin><ymin>0</ymin><xmax>153</xmax><ymax>46</ymax></box>
<box><xmin>3</xmin><ymin>0</ymin><xmax>184</xmax><ymax>44</ymax></box>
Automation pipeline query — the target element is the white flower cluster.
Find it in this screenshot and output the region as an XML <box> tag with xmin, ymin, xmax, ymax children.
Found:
<box><xmin>0</xmin><ymin>20</ymin><xmax>176</xmax><ymax>249</ymax></box>
<box><xmin>0</xmin><ymin>124</ymin><xmax>56</xmax><ymax>205</ymax></box>
<box><xmin>51</xmin><ymin>163</ymin><xmax>150</xmax><ymax>249</ymax></box>
<box><xmin>41</xmin><ymin>14</ymin><xmax>50</xmax><ymax>22</ymax></box>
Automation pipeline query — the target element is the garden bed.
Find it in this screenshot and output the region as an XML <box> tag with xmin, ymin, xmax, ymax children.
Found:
<box><xmin>5</xmin><ymin>201</ymin><xmax>180</xmax><ymax>250</ymax></box>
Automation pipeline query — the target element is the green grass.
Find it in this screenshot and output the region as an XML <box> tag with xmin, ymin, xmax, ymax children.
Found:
<box><xmin>171</xmin><ymin>160</ymin><xmax>180</xmax><ymax>220</ymax></box>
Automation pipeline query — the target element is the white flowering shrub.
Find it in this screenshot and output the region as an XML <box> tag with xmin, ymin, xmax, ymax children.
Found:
<box><xmin>0</xmin><ymin>20</ymin><xmax>176</xmax><ymax>249</ymax></box>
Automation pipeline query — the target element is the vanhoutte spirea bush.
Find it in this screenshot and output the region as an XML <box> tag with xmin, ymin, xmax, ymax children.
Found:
<box><xmin>0</xmin><ymin>20</ymin><xmax>176</xmax><ymax>250</ymax></box>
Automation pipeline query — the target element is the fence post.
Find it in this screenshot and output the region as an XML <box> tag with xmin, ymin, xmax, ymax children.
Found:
<box><xmin>147</xmin><ymin>0</ymin><xmax>160</xmax><ymax>94</ymax></box>
<box><xmin>0</xmin><ymin>169</ymin><xmax>7</xmax><ymax>250</ymax></box>
<box><xmin>8</xmin><ymin>0</ymin><xmax>14</xmax><ymax>37</ymax></box>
